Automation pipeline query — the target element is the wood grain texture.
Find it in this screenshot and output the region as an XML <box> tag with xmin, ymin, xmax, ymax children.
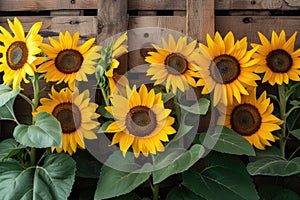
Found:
<box><xmin>216</xmin><ymin>16</ymin><xmax>300</xmax><ymax>47</ymax></box>
<box><xmin>187</xmin><ymin>0</ymin><xmax>215</xmax><ymax>43</ymax></box>
<box><xmin>128</xmin><ymin>0</ymin><xmax>186</xmax><ymax>10</ymax></box>
<box><xmin>128</xmin><ymin>16</ymin><xmax>186</xmax><ymax>69</ymax></box>
<box><xmin>97</xmin><ymin>0</ymin><xmax>128</xmax><ymax>42</ymax></box>
<box><xmin>0</xmin><ymin>16</ymin><xmax>98</xmax><ymax>42</ymax></box>
<box><xmin>215</xmin><ymin>0</ymin><xmax>300</xmax><ymax>10</ymax></box>
<box><xmin>0</xmin><ymin>0</ymin><xmax>97</xmax><ymax>11</ymax></box>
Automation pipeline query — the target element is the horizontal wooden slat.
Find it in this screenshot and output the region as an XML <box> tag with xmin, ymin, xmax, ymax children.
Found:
<box><xmin>0</xmin><ymin>0</ymin><xmax>97</xmax><ymax>11</ymax></box>
<box><xmin>216</xmin><ymin>16</ymin><xmax>300</xmax><ymax>47</ymax></box>
<box><xmin>215</xmin><ymin>0</ymin><xmax>300</xmax><ymax>10</ymax></box>
<box><xmin>0</xmin><ymin>16</ymin><xmax>98</xmax><ymax>41</ymax></box>
<box><xmin>128</xmin><ymin>0</ymin><xmax>186</xmax><ymax>10</ymax></box>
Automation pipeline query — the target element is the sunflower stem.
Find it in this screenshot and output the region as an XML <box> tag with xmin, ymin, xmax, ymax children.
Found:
<box><xmin>278</xmin><ymin>84</ymin><xmax>287</xmax><ymax>158</ymax></box>
<box><xmin>100</xmin><ymin>86</ymin><xmax>110</xmax><ymax>106</ymax></box>
<box><xmin>152</xmin><ymin>184</ymin><xmax>159</xmax><ymax>200</ymax></box>
<box><xmin>32</xmin><ymin>73</ymin><xmax>40</xmax><ymax>111</ymax></box>
<box><xmin>18</xmin><ymin>93</ymin><xmax>35</xmax><ymax>108</ymax></box>
<box><xmin>29</xmin><ymin>147</ymin><xmax>36</xmax><ymax>166</ymax></box>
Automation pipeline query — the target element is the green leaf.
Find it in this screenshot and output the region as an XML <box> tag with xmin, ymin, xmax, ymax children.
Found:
<box><xmin>0</xmin><ymin>94</ymin><xmax>18</xmax><ymax>121</ymax></box>
<box><xmin>290</xmin><ymin>100</ymin><xmax>300</xmax><ymax>106</ymax></box>
<box><xmin>95</xmin><ymin>164</ymin><xmax>151</xmax><ymax>199</ymax></box>
<box><xmin>247</xmin><ymin>156</ymin><xmax>300</xmax><ymax>176</ymax></box>
<box><xmin>166</xmin><ymin>186</ymin><xmax>205</xmax><ymax>200</ymax></box>
<box><xmin>290</xmin><ymin>129</ymin><xmax>300</xmax><ymax>140</ymax></box>
<box><xmin>0</xmin><ymin>153</ymin><xmax>76</xmax><ymax>200</ymax></box>
<box><xmin>152</xmin><ymin>144</ymin><xmax>205</xmax><ymax>184</ymax></box>
<box><xmin>97</xmin><ymin>105</ymin><xmax>113</xmax><ymax>119</ymax></box>
<box><xmin>0</xmin><ymin>85</ymin><xmax>19</xmax><ymax>107</ymax></box>
<box><xmin>98</xmin><ymin>121</ymin><xmax>113</xmax><ymax>133</ymax></box>
<box><xmin>198</xmin><ymin>126</ymin><xmax>255</xmax><ymax>156</ymax></box>
<box><xmin>0</xmin><ymin>138</ymin><xmax>25</xmax><ymax>160</ymax></box>
<box><xmin>13</xmin><ymin>112</ymin><xmax>62</xmax><ymax>148</ymax></box>
<box><xmin>178</xmin><ymin>98</ymin><xmax>210</xmax><ymax>115</ymax></box>
<box><xmin>171</xmin><ymin>124</ymin><xmax>194</xmax><ymax>143</ymax></box>
<box><xmin>258</xmin><ymin>184</ymin><xmax>300</xmax><ymax>200</ymax></box>
<box><xmin>183</xmin><ymin>152</ymin><xmax>259</xmax><ymax>200</ymax></box>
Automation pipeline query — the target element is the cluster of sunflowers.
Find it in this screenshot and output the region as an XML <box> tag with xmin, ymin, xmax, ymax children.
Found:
<box><xmin>1</xmin><ymin>17</ymin><xmax>300</xmax><ymax>199</ymax></box>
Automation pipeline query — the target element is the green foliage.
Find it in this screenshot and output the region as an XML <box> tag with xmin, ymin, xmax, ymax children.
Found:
<box><xmin>95</xmin><ymin>164</ymin><xmax>151</xmax><ymax>199</ymax></box>
<box><xmin>198</xmin><ymin>126</ymin><xmax>255</xmax><ymax>156</ymax></box>
<box><xmin>0</xmin><ymin>153</ymin><xmax>76</xmax><ymax>200</ymax></box>
<box><xmin>13</xmin><ymin>112</ymin><xmax>62</xmax><ymax>148</ymax></box>
<box><xmin>0</xmin><ymin>85</ymin><xmax>19</xmax><ymax>121</ymax></box>
<box><xmin>0</xmin><ymin>138</ymin><xmax>25</xmax><ymax>160</ymax></box>
<box><xmin>183</xmin><ymin>152</ymin><xmax>259</xmax><ymax>200</ymax></box>
<box><xmin>258</xmin><ymin>185</ymin><xmax>300</xmax><ymax>200</ymax></box>
<box><xmin>166</xmin><ymin>186</ymin><xmax>205</xmax><ymax>200</ymax></box>
<box><xmin>247</xmin><ymin>147</ymin><xmax>300</xmax><ymax>176</ymax></box>
<box><xmin>178</xmin><ymin>98</ymin><xmax>210</xmax><ymax>115</ymax></box>
<box><xmin>152</xmin><ymin>144</ymin><xmax>204</xmax><ymax>184</ymax></box>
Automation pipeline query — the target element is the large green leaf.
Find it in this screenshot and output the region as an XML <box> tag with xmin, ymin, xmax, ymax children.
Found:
<box><xmin>290</xmin><ymin>129</ymin><xmax>300</xmax><ymax>140</ymax></box>
<box><xmin>198</xmin><ymin>126</ymin><xmax>255</xmax><ymax>156</ymax></box>
<box><xmin>0</xmin><ymin>153</ymin><xmax>76</xmax><ymax>200</ymax></box>
<box><xmin>0</xmin><ymin>138</ymin><xmax>25</xmax><ymax>160</ymax></box>
<box><xmin>152</xmin><ymin>144</ymin><xmax>204</xmax><ymax>184</ymax></box>
<box><xmin>182</xmin><ymin>152</ymin><xmax>259</xmax><ymax>200</ymax></box>
<box><xmin>95</xmin><ymin>164</ymin><xmax>151</xmax><ymax>199</ymax></box>
<box><xmin>247</xmin><ymin>156</ymin><xmax>300</xmax><ymax>176</ymax></box>
<box><xmin>13</xmin><ymin>112</ymin><xmax>62</xmax><ymax>148</ymax></box>
<box><xmin>258</xmin><ymin>184</ymin><xmax>300</xmax><ymax>200</ymax></box>
<box><xmin>0</xmin><ymin>85</ymin><xmax>19</xmax><ymax>107</ymax></box>
<box><xmin>166</xmin><ymin>186</ymin><xmax>205</xmax><ymax>200</ymax></box>
<box><xmin>178</xmin><ymin>98</ymin><xmax>210</xmax><ymax>115</ymax></box>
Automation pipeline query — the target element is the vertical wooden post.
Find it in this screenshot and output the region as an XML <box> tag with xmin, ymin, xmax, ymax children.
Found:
<box><xmin>97</xmin><ymin>0</ymin><xmax>128</xmax><ymax>74</ymax></box>
<box><xmin>97</xmin><ymin>0</ymin><xmax>128</xmax><ymax>42</ymax></box>
<box><xmin>186</xmin><ymin>0</ymin><xmax>215</xmax><ymax>42</ymax></box>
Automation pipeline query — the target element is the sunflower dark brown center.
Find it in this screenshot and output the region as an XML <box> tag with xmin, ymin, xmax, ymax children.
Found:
<box><xmin>52</xmin><ymin>103</ymin><xmax>82</xmax><ymax>134</ymax></box>
<box><xmin>6</xmin><ymin>41</ymin><xmax>28</xmax><ymax>70</ymax></box>
<box><xmin>230</xmin><ymin>103</ymin><xmax>261</xmax><ymax>136</ymax></box>
<box><xmin>126</xmin><ymin>106</ymin><xmax>157</xmax><ymax>137</ymax></box>
<box><xmin>210</xmin><ymin>55</ymin><xmax>240</xmax><ymax>84</ymax></box>
<box><xmin>55</xmin><ymin>49</ymin><xmax>83</xmax><ymax>74</ymax></box>
<box><xmin>165</xmin><ymin>53</ymin><xmax>188</xmax><ymax>74</ymax></box>
<box><xmin>266</xmin><ymin>49</ymin><xmax>292</xmax><ymax>73</ymax></box>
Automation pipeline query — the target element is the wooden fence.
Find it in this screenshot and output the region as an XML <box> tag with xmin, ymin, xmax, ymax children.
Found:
<box><xmin>0</xmin><ymin>0</ymin><xmax>300</xmax><ymax>138</ymax></box>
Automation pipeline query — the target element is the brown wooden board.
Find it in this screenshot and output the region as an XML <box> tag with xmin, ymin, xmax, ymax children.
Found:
<box><xmin>128</xmin><ymin>0</ymin><xmax>186</xmax><ymax>11</ymax></box>
<box><xmin>0</xmin><ymin>16</ymin><xmax>98</xmax><ymax>42</ymax></box>
<box><xmin>216</xmin><ymin>16</ymin><xmax>300</xmax><ymax>48</ymax></box>
<box><xmin>215</xmin><ymin>0</ymin><xmax>300</xmax><ymax>10</ymax></box>
<box><xmin>0</xmin><ymin>0</ymin><xmax>97</xmax><ymax>11</ymax></box>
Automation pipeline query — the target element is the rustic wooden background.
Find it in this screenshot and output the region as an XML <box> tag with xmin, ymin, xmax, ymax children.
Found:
<box><xmin>1</xmin><ymin>0</ymin><xmax>300</xmax><ymax>139</ymax></box>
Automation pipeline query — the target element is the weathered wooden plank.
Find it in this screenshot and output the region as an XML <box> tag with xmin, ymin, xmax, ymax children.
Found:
<box><xmin>97</xmin><ymin>0</ymin><xmax>128</xmax><ymax>74</ymax></box>
<box><xmin>128</xmin><ymin>0</ymin><xmax>186</xmax><ymax>11</ymax></box>
<box><xmin>128</xmin><ymin>16</ymin><xmax>186</xmax><ymax>70</ymax></box>
<box><xmin>216</xmin><ymin>16</ymin><xmax>300</xmax><ymax>46</ymax></box>
<box><xmin>0</xmin><ymin>16</ymin><xmax>98</xmax><ymax>42</ymax></box>
<box><xmin>0</xmin><ymin>0</ymin><xmax>97</xmax><ymax>11</ymax></box>
<box><xmin>187</xmin><ymin>0</ymin><xmax>214</xmax><ymax>43</ymax></box>
<box><xmin>215</xmin><ymin>0</ymin><xmax>300</xmax><ymax>10</ymax></box>
<box><xmin>97</xmin><ymin>0</ymin><xmax>128</xmax><ymax>42</ymax></box>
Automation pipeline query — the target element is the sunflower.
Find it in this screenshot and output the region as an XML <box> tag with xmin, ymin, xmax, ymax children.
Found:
<box><xmin>105</xmin><ymin>84</ymin><xmax>176</xmax><ymax>157</ymax></box>
<box><xmin>217</xmin><ymin>88</ymin><xmax>283</xmax><ymax>150</ymax></box>
<box><xmin>37</xmin><ymin>31</ymin><xmax>101</xmax><ymax>88</ymax></box>
<box><xmin>145</xmin><ymin>34</ymin><xmax>201</xmax><ymax>94</ymax></box>
<box><xmin>105</xmin><ymin>32</ymin><xmax>128</xmax><ymax>95</ymax></box>
<box><xmin>0</xmin><ymin>17</ymin><xmax>45</xmax><ymax>91</ymax></box>
<box><xmin>36</xmin><ymin>87</ymin><xmax>100</xmax><ymax>155</ymax></box>
<box><xmin>196</xmin><ymin>32</ymin><xmax>261</xmax><ymax>106</ymax></box>
<box><xmin>252</xmin><ymin>30</ymin><xmax>300</xmax><ymax>85</ymax></box>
